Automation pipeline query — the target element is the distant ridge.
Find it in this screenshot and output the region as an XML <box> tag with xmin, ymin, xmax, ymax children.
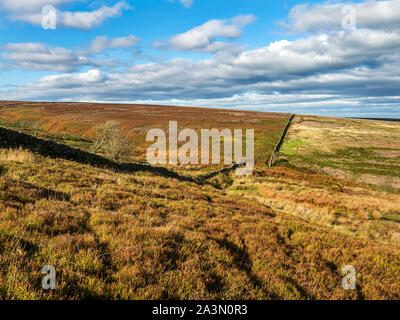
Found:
<box><xmin>348</xmin><ymin>117</ymin><xmax>400</xmax><ymax>122</ymax></box>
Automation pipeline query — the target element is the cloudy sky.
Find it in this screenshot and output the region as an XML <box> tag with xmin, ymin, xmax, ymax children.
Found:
<box><xmin>0</xmin><ymin>0</ymin><xmax>399</xmax><ymax>117</ymax></box>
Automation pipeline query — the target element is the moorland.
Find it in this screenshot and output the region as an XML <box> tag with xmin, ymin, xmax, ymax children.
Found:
<box><xmin>0</xmin><ymin>101</ymin><xmax>399</xmax><ymax>300</ymax></box>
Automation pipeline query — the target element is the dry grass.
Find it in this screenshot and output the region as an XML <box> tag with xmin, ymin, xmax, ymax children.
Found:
<box><xmin>233</xmin><ymin>115</ymin><xmax>400</xmax><ymax>245</ymax></box>
<box><xmin>1</xmin><ymin>103</ymin><xmax>400</xmax><ymax>300</ymax></box>
<box><xmin>0</xmin><ymin>101</ymin><xmax>290</xmax><ymax>169</ymax></box>
<box><xmin>279</xmin><ymin>115</ymin><xmax>400</xmax><ymax>191</ymax></box>
<box><xmin>0</xmin><ymin>150</ymin><xmax>399</xmax><ymax>299</ymax></box>
<box><xmin>230</xmin><ymin>167</ymin><xmax>400</xmax><ymax>244</ymax></box>
<box><xmin>0</xmin><ymin>148</ymin><xmax>35</xmax><ymax>163</ymax></box>
<box><xmin>0</xmin><ymin>149</ymin><xmax>400</xmax><ymax>300</ymax></box>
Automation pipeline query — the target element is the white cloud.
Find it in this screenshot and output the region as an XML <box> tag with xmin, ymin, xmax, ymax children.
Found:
<box><xmin>156</xmin><ymin>14</ymin><xmax>257</xmax><ymax>52</ymax></box>
<box><xmin>168</xmin><ymin>0</ymin><xmax>194</xmax><ymax>8</ymax></box>
<box><xmin>1</xmin><ymin>42</ymin><xmax>96</xmax><ymax>72</ymax></box>
<box><xmin>89</xmin><ymin>35</ymin><xmax>140</xmax><ymax>54</ymax></box>
<box><xmin>1</xmin><ymin>34</ymin><xmax>140</xmax><ymax>72</ymax></box>
<box><xmin>0</xmin><ymin>0</ymin><xmax>76</xmax><ymax>12</ymax></box>
<box><xmin>3</xmin><ymin>27</ymin><xmax>400</xmax><ymax>111</ymax></box>
<box><xmin>5</xmin><ymin>1</ymin><xmax>131</xmax><ymax>30</ymax></box>
<box><xmin>229</xmin><ymin>29</ymin><xmax>400</xmax><ymax>76</ymax></box>
<box><xmin>2</xmin><ymin>0</ymin><xmax>400</xmax><ymax>117</ymax></box>
<box><xmin>180</xmin><ymin>0</ymin><xmax>193</xmax><ymax>8</ymax></box>
<box><xmin>280</xmin><ymin>0</ymin><xmax>400</xmax><ymax>33</ymax></box>
<box><xmin>41</xmin><ymin>69</ymin><xmax>105</xmax><ymax>83</ymax></box>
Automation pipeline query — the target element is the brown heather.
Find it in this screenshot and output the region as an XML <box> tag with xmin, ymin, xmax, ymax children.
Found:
<box><xmin>0</xmin><ymin>102</ymin><xmax>399</xmax><ymax>300</ymax></box>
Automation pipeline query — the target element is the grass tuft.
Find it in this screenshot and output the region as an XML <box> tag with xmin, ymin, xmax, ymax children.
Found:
<box><xmin>0</xmin><ymin>148</ymin><xmax>35</xmax><ymax>163</ymax></box>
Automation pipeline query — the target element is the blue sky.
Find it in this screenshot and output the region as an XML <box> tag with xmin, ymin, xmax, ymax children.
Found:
<box><xmin>0</xmin><ymin>0</ymin><xmax>399</xmax><ymax>117</ymax></box>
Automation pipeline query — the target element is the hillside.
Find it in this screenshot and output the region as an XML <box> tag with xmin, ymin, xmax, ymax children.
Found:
<box><xmin>1</xmin><ymin>102</ymin><xmax>400</xmax><ymax>300</ymax></box>
<box><xmin>0</xmin><ymin>101</ymin><xmax>289</xmax><ymax>170</ymax></box>
<box><xmin>230</xmin><ymin>115</ymin><xmax>400</xmax><ymax>245</ymax></box>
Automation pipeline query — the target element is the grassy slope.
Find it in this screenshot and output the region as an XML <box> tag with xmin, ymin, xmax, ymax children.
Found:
<box><xmin>280</xmin><ymin>115</ymin><xmax>400</xmax><ymax>191</ymax></box>
<box><xmin>1</xmin><ymin>151</ymin><xmax>400</xmax><ymax>300</ymax></box>
<box><xmin>1</xmin><ymin>104</ymin><xmax>400</xmax><ymax>300</ymax></box>
<box><xmin>0</xmin><ymin>101</ymin><xmax>289</xmax><ymax>170</ymax></box>
<box><xmin>231</xmin><ymin>115</ymin><xmax>400</xmax><ymax>245</ymax></box>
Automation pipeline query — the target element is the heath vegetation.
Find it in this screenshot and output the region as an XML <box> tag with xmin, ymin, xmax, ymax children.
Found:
<box><xmin>1</xmin><ymin>102</ymin><xmax>399</xmax><ymax>300</ymax></box>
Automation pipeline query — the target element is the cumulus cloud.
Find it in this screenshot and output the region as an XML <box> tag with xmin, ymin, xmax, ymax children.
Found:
<box><xmin>41</xmin><ymin>69</ymin><xmax>106</xmax><ymax>84</ymax></box>
<box><xmin>229</xmin><ymin>29</ymin><xmax>400</xmax><ymax>77</ymax></box>
<box><xmin>5</xmin><ymin>1</ymin><xmax>131</xmax><ymax>30</ymax></box>
<box><xmin>4</xmin><ymin>66</ymin><xmax>400</xmax><ymax>117</ymax></box>
<box><xmin>155</xmin><ymin>14</ymin><xmax>257</xmax><ymax>52</ymax></box>
<box><xmin>3</xmin><ymin>26</ymin><xmax>400</xmax><ymax>115</ymax></box>
<box><xmin>0</xmin><ymin>0</ymin><xmax>75</xmax><ymax>12</ymax></box>
<box><xmin>1</xmin><ymin>34</ymin><xmax>140</xmax><ymax>72</ymax></box>
<box><xmin>89</xmin><ymin>35</ymin><xmax>140</xmax><ymax>54</ymax></box>
<box><xmin>0</xmin><ymin>42</ymin><xmax>97</xmax><ymax>72</ymax></box>
<box><xmin>2</xmin><ymin>0</ymin><xmax>400</xmax><ymax>117</ymax></box>
<box><xmin>280</xmin><ymin>0</ymin><xmax>400</xmax><ymax>33</ymax></box>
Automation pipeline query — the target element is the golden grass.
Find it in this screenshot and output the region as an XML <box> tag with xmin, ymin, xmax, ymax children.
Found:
<box><xmin>280</xmin><ymin>115</ymin><xmax>400</xmax><ymax>190</ymax></box>
<box><xmin>234</xmin><ymin>115</ymin><xmax>400</xmax><ymax>245</ymax></box>
<box><xmin>0</xmin><ymin>101</ymin><xmax>289</xmax><ymax>168</ymax></box>
<box><xmin>1</xmin><ymin>105</ymin><xmax>400</xmax><ymax>300</ymax></box>
<box><xmin>1</xmin><ymin>151</ymin><xmax>400</xmax><ymax>300</ymax></box>
<box><xmin>0</xmin><ymin>148</ymin><xmax>35</xmax><ymax>163</ymax></box>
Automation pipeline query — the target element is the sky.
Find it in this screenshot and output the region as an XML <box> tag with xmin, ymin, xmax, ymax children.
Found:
<box><xmin>0</xmin><ymin>0</ymin><xmax>399</xmax><ymax>117</ymax></box>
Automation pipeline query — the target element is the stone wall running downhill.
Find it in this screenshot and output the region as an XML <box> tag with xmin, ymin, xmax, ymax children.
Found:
<box><xmin>268</xmin><ymin>114</ymin><xmax>296</xmax><ymax>167</ymax></box>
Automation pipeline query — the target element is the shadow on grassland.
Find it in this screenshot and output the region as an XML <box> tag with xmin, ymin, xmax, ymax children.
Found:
<box><xmin>0</xmin><ymin>126</ymin><xmax>239</xmax><ymax>183</ymax></box>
